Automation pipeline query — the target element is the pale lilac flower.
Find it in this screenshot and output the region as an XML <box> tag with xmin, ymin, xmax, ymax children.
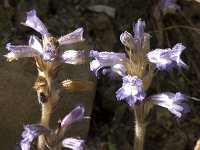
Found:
<box><xmin>21</xmin><ymin>9</ymin><xmax>51</xmax><ymax>36</ymax></box>
<box><xmin>20</xmin><ymin>124</ymin><xmax>50</xmax><ymax>150</ymax></box>
<box><xmin>90</xmin><ymin>50</ymin><xmax>127</xmax><ymax>77</ymax></box>
<box><xmin>58</xmin><ymin>28</ymin><xmax>84</xmax><ymax>45</ymax></box>
<box><xmin>133</xmin><ymin>18</ymin><xmax>146</xmax><ymax>40</ymax></box>
<box><xmin>120</xmin><ymin>18</ymin><xmax>150</xmax><ymax>51</ymax></box>
<box><xmin>120</xmin><ymin>31</ymin><xmax>135</xmax><ymax>49</ymax></box>
<box><xmin>60</xmin><ymin>50</ymin><xmax>85</xmax><ymax>64</ymax></box>
<box><xmin>116</xmin><ymin>75</ymin><xmax>146</xmax><ymax>106</ymax></box>
<box><xmin>5</xmin><ymin>43</ymin><xmax>40</xmax><ymax>60</ymax></box>
<box><xmin>62</xmin><ymin>138</ymin><xmax>85</xmax><ymax>150</ymax></box>
<box><xmin>151</xmin><ymin>92</ymin><xmax>189</xmax><ymax>118</ymax></box>
<box><xmin>61</xmin><ymin>105</ymin><xmax>87</xmax><ymax>128</ymax></box>
<box><xmin>159</xmin><ymin>0</ymin><xmax>180</xmax><ymax>11</ymax></box>
<box><xmin>147</xmin><ymin>43</ymin><xmax>188</xmax><ymax>71</ymax></box>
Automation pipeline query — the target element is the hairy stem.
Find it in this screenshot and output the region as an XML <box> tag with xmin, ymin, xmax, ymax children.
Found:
<box><xmin>37</xmin><ymin>101</ymin><xmax>52</xmax><ymax>150</ymax></box>
<box><xmin>134</xmin><ymin>104</ymin><xmax>146</xmax><ymax>150</ymax></box>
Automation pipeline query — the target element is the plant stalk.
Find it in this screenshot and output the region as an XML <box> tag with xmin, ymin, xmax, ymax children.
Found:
<box><xmin>134</xmin><ymin>104</ymin><xmax>146</xmax><ymax>150</ymax></box>
<box><xmin>37</xmin><ymin>100</ymin><xmax>52</xmax><ymax>150</ymax></box>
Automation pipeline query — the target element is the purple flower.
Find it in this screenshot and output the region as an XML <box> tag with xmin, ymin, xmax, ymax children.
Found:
<box><xmin>159</xmin><ymin>0</ymin><xmax>180</xmax><ymax>11</ymax></box>
<box><xmin>61</xmin><ymin>105</ymin><xmax>87</xmax><ymax>128</ymax></box>
<box><xmin>120</xmin><ymin>18</ymin><xmax>150</xmax><ymax>51</ymax></box>
<box><xmin>116</xmin><ymin>75</ymin><xmax>146</xmax><ymax>106</ymax></box>
<box><xmin>60</xmin><ymin>50</ymin><xmax>85</xmax><ymax>65</ymax></box>
<box><xmin>58</xmin><ymin>28</ymin><xmax>85</xmax><ymax>45</ymax></box>
<box><xmin>20</xmin><ymin>124</ymin><xmax>50</xmax><ymax>150</ymax></box>
<box><xmin>120</xmin><ymin>31</ymin><xmax>135</xmax><ymax>49</ymax></box>
<box><xmin>5</xmin><ymin>33</ymin><xmax>85</xmax><ymax>63</ymax></box>
<box><xmin>4</xmin><ymin>43</ymin><xmax>40</xmax><ymax>61</ymax></box>
<box><xmin>147</xmin><ymin>43</ymin><xmax>188</xmax><ymax>71</ymax></box>
<box><xmin>151</xmin><ymin>92</ymin><xmax>189</xmax><ymax>118</ymax></box>
<box><xmin>90</xmin><ymin>50</ymin><xmax>127</xmax><ymax>77</ymax></box>
<box><xmin>21</xmin><ymin>9</ymin><xmax>51</xmax><ymax>36</ymax></box>
<box><xmin>62</xmin><ymin>138</ymin><xmax>85</xmax><ymax>150</ymax></box>
<box><xmin>133</xmin><ymin>18</ymin><xmax>146</xmax><ymax>40</ymax></box>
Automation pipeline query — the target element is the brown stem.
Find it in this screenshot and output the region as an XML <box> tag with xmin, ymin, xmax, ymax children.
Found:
<box><xmin>37</xmin><ymin>101</ymin><xmax>52</xmax><ymax>150</ymax></box>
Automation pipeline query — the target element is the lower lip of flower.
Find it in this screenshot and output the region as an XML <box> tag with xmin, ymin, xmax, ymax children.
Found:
<box><xmin>124</xmin><ymin>85</ymin><xmax>139</xmax><ymax>96</ymax></box>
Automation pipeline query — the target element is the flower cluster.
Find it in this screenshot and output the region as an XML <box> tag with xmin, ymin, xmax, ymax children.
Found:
<box><xmin>90</xmin><ymin>18</ymin><xmax>189</xmax><ymax>118</ymax></box>
<box><xmin>4</xmin><ymin>9</ymin><xmax>85</xmax><ymax>64</ymax></box>
<box><xmin>17</xmin><ymin>106</ymin><xmax>88</xmax><ymax>150</ymax></box>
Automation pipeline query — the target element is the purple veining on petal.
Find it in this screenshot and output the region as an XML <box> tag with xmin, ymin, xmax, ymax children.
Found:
<box><xmin>21</xmin><ymin>10</ymin><xmax>50</xmax><ymax>36</ymax></box>
<box><xmin>116</xmin><ymin>75</ymin><xmax>146</xmax><ymax>106</ymax></box>
<box><xmin>61</xmin><ymin>106</ymin><xmax>86</xmax><ymax>128</ymax></box>
<box><xmin>151</xmin><ymin>92</ymin><xmax>189</xmax><ymax>118</ymax></box>
<box><xmin>90</xmin><ymin>50</ymin><xmax>127</xmax><ymax>77</ymax></box>
<box><xmin>58</xmin><ymin>28</ymin><xmax>84</xmax><ymax>45</ymax></box>
<box><xmin>60</xmin><ymin>50</ymin><xmax>85</xmax><ymax>64</ymax></box>
<box><xmin>62</xmin><ymin>138</ymin><xmax>85</xmax><ymax>150</ymax></box>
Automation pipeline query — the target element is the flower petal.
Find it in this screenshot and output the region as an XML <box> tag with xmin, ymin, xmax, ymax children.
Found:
<box><xmin>102</xmin><ymin>64</ymin><xmax>126</xmax><ymax>78</ymax></box>
<box><xmin>90</xmin><ymin>50</ymin><xmax>127</xmax><ymax>76</ymax></box>
<box><xmin>29</xmin><ymin>35</ymin><xmax>43</xmax><ymax>53</ymax></box>
<box><xmin>20</xmin><ymin>124</ymin><xmax>50</xmax><ymax>150</ymax></box>
<box><xmin>147</xmin><ymin>43</ymin><xmax>188</xmax><ymax>71</ymax></box>
<box><xmin>151</xmin><ymin>92</ymin><xmax>189</xmax><ymax>118</ymax></box>
<box><xmin>21</xmin><ymin>10</ymin><xmax>50</xmax><ymax>36</ymax></box>
<box><xmin>61</xmin><ymin>105</ymin><xmax>86</xmax><ymax>128</ymax></box>
<box><xmin>116</xmin><ymin>75</ymin><xmax>146</xmax><ymax>106</ymax></box>
<box><xmin>133</xmin><ymin>18</ymin><xmax>146</xmax><ymax>40</ymax></box>
<box><xmin>120</xmin><ymin>31</ymin><xmax>135</xmax><ymax>49</ymax></box>
<box><xmin>62</xmin><ymin>138</ymin><xmax>85</xmax><ymax>150</ymax></box>
<box><xmin>58</xmin><ymin>28</ymin><xmax>84</xmax><ymax>45</ymax></box>
<box><xmin>60</xmin><ymin>50</ymin><xmax>85</xmax><ymax>64</ymax></box>
<box><xmin>5</xmin><ymin>43</ymin><xmax>39</xmax><ymax>61</ymax></box>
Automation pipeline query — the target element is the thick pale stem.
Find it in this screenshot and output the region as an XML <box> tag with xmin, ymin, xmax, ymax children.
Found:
<box><xmin>134</xmin><ymin>104</ymin><xmax>146</xmax><ymax>150</ymax></box>
<box><xmin>37</xmin><ymin>101</ymin><xmax>52</xmax><ymax>150</ymax></box>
